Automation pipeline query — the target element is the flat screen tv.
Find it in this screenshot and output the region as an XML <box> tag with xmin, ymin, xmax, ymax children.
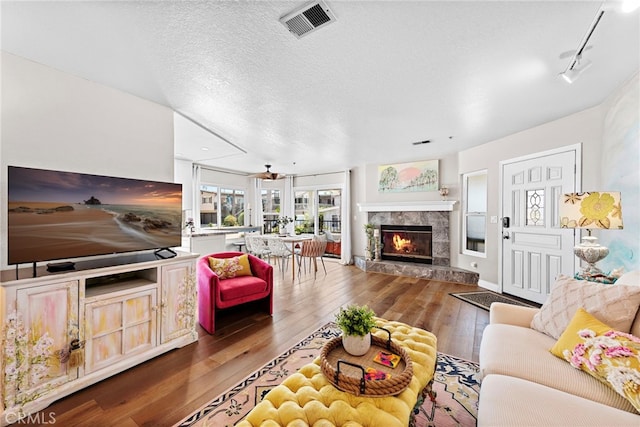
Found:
<box><xmin>8</xmin><ymin>166</ymin><xmax>183</xmax><ymax>266</ymax></box>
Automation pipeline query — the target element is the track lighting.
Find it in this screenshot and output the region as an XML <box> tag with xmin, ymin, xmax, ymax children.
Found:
<box><xmin>559</xmin><ymin>7</ymin><xmax>605</xmax><ymax>84</ymax></box>
<box><xmin>561</xmin><ymin>1</ymin><xmax>639</xmax><ymax>83</ymax></box>
<box><xmin>561</xmin><ymin>55</ymin><xmax>593</xmax><ymax>84</ymax></box>
<box><xmin>604</xmin><ymin>0</ymin><xmax>640</xmax><ymax>14</ymax></box>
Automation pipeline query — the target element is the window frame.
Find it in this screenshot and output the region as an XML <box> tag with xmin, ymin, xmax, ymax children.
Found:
<box><xmin>198</xmin><ymin>183</ymin><xmax>246</xmax><ymax>228</ymax></box>
<box><xmin>261</xmin><ymin>188</ymin><xmax>282</xmax><ymax>234</ymax></box>
<box><xmin>292</xmin><ymin>185</ymin><xmax>343</xmax><ymax>236</ymax></box>
<box><xmin>462</xmin><ymin>169</ymin><xmax>488</xmax><ymax>258</ymax></box>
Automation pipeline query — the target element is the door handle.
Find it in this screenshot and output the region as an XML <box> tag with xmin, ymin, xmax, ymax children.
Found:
<box><xmin>503</xmin><ymin>233</ymin><xmax>510</xmax><ymax>240</ymax></box>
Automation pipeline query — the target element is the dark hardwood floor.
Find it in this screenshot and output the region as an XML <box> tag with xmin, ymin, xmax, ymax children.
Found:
<box><xmin>25</xmin><ymin>259</ymin><xmax>489</xmax><ymax>426</ymax></box>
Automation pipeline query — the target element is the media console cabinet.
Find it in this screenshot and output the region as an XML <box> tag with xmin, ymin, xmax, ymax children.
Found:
<box><xmin>0</xmin><ymin>251</ymin><xmax>198</xmax><ymax>425</ymax></box>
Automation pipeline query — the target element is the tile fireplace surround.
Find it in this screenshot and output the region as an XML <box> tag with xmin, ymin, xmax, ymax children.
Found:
<box><xmin>355</xmin><ymin>201</ymin><xmax>479</xmax><ymax>286</ymax></box>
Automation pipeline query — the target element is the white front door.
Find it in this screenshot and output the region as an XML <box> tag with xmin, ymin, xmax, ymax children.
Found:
<box><xmin>501</xmin><ymin>147</ymin><xmax>579</xmax><ymax>304</ymax></box>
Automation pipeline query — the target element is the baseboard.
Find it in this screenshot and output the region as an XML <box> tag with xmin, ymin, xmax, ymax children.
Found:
<box><xmin>478</xmin><ymin>279</ymin><xmax>499</xmax><ymax>293</ymax></box>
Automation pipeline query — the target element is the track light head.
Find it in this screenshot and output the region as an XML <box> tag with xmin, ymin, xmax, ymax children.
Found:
<box><xmin>603</xmin><ymin>0</ymin><xmax>640</xmax><ymax>14</ymax></box>
<box><xmin>560</xmin><ymin>56</ymin><xmax>593</xmax><ymax>84</ymax></box>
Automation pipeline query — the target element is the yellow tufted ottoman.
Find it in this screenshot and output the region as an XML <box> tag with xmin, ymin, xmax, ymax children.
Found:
<box><xmin>237</xmin><ymin>318</ymin><xmax>437</xmax><ymax>427</ymax></box>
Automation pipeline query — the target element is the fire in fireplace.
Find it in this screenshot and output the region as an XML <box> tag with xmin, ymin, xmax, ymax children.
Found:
<box><xmin>380</xmin><ymin>225</ymin><xmax>433</xmax><ymax>264</ymax></box>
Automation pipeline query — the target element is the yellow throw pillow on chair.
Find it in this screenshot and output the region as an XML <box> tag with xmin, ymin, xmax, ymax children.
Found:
<box><xmin>208</xmin><ymin>254</ymin><xmax>253</xmax><ymax>279</ymax></box>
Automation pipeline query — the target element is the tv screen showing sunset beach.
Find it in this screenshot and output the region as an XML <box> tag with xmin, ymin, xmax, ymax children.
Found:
<box><xmin>8</xmin><ymin>166</ymin><xmax>183</xmax><ymax>265</ymax></box>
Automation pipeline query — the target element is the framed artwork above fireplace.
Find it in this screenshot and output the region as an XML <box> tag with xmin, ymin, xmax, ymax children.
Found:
<box><xmin>377</xmin><ymin>159</ymin><xmax>439</xmax><ymax>193</ymax></box>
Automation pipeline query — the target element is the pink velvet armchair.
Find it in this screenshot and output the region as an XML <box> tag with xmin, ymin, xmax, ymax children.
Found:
<box><xmin>197</xmin><ymin>251</ymin><xmax>273</xmax><ymax>334</ymax></box>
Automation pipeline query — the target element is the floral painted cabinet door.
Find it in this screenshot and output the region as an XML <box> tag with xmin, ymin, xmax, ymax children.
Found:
<box><xmin>160</xmin><ymin>261</ymin><xmax>196</xmax><ymax>344</ymax></box>
<box><xmin>84</xmin><ymin>287</ymin><xmax>158</xmax><ymax>374</ymax></box>
<box><xmin>3</xmin><ymin>280</ymin><xmax>79</xmax><ymax>409</ymax></box>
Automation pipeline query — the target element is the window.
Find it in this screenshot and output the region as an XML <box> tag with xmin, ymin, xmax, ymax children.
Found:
<box><xmin>294</xmin><ymin>190</ymin><xmax>315</xmax><ymax>234</ymax></box>
<box><xmin>291</xmin><ymin>188</ymin><xmax>342</xmax><ymax>235</ymax></box>
<box><xmin>318</xmin><ymin>189</ymin><xmax>341</xmax><ymax>233</ymax></box>
<box><xmin>221</xmin><ymin>188</ymin><xmax>246</xmax><ymax>226</ymax></box>
<box><xmin>200</xmin><ymin>185</ymin><xmax>218</xmax><ymax>227</ymax></box>
<box><xmin>526</xmin><ymin>189</ymin><xmax>545</xmax><ymax>226</ymax></box>
<box><xmin>261</xmin><ymin>189</ymin><xmax>281</xmax><ymax>234</ymax></box>
<box><xmin>199</xmin><ymin>184</ymin><xmax>246</xmax><ymax>227</ymax></box>
<box><xmin>462</xmin><ymin>170</ymin><xmax>487</xmax><ymax>257</ymax></box>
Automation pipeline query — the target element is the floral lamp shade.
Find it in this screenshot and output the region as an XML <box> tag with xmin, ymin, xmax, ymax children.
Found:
<box><xmin>559</xmin><ymin>191</ymin><xmax>623</xmax><ymax>280</ymax></box>
<box><xmin>559</xmin><ymin>191</ymin><xmax>623</xmax><ymax>231</ymax></box>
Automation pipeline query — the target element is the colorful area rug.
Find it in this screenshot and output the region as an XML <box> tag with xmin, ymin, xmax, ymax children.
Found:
<box><xmin>450</xmin><ymin>291</ymin><xmax>538</xmax><ymax>311</ymax></box>
<box><xmin>175</xmin><ymin>323</ymin><xmax>479</xmax><ymax>427</ymax></box>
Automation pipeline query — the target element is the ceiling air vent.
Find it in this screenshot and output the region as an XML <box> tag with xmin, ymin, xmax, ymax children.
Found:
<box><xmin>280</xmin><ymin>1</ymin><xmax>337</xmax><ymax>39</ymax></box>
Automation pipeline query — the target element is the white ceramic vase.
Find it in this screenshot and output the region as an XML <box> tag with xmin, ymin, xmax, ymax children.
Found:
<box><xmin>279</xmin><ymin>223</ymin><xmax>291</xmax><ymax>236</ymax></box>
<box><xmin>342</xmin><ymin>333</ymin><xmax>371</xmax><ymax>356</ymax></box>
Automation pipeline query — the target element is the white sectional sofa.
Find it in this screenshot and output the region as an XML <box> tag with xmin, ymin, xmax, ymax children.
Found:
<box><xmin>477</xmin><ymin>272</ymin><xmax>640</xmax><ymax>427</ymax></box>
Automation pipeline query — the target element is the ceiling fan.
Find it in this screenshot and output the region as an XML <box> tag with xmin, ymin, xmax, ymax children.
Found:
<box><xmin>250</xmin><ymin>164</ymin><xmax>286</xmax><ymax>180</ymax></box>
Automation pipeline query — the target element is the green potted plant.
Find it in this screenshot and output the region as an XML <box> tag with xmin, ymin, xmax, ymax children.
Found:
<box><xmin>335</xmin><ymin>304</ymin><xmax>377</xmax><ymax>356</ymax></box>
<box><xmin>276</xmin><ymin>216</ymin><xmax>294</xmax><ymax>235</ymax></box>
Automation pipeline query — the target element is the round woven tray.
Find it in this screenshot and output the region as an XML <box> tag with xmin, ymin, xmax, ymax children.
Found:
<box><xmin>320</xmin><ymin>332</ymin><xmax>413</xmax><ymax>397</ymax></box>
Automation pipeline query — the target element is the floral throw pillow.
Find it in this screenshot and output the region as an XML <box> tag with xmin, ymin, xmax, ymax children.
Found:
<box><xmin>208</xmin><ymin>255</ymin><xmax>252</xmax><ymax>279</ymax></box>
<box><xmin>550</xmin><ymin>307</ymin><xmax>640</xmax><ymax>412</ymax></box>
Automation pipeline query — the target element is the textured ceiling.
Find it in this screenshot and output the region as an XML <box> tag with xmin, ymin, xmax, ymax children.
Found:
<box><xmin>2</xmin><ymin>1</ymin><xmax>639</xmax><ymax>177</ymax></box>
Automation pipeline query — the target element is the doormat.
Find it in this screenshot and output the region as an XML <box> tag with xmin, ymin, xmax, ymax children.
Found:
<box><xmin>450</xmin><ymin>291</ymin><xmax>538</xmax><ymax>311</ymax></box>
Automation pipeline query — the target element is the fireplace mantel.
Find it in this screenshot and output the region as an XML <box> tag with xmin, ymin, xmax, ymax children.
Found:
<box><xmin>357</xmin><ymin>201</ymin><xmax>457</xmax><ymax>212</ymax></box>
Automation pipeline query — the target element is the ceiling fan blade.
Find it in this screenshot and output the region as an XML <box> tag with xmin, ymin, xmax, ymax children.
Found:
<box><xmin>249</xmin><ymin>164</ymin><xmax>285</xmax><ymax>180</ymax></box>
<box><xmin>264</xmin><ymin>172</ymin><xmax>285</xmax><ymax>180</ymax></box>
<box><xmin>249</xmin><ymin>171</ymin><xmax>271</xmax><ymax>179</ymax></box>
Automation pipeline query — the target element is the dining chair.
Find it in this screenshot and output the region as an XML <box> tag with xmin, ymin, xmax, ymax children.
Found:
<box><xmin>248</xmin><ymin>236</ymin><xmax>271</xmax><ymax>261</ymax></box>
<box><xmin>266</xmin><ymin>237</ymin><xmax>292</xmax><ymax>273</ymax></box>
<box><xmin>244</xmin><ymin>234</ymin><xmax>255</xmax><ymax>255</ymax></box>
<box><xmin>296</xmin><ymin>238</ymin><xmax>327</xmax><ymax>278</ymax></box>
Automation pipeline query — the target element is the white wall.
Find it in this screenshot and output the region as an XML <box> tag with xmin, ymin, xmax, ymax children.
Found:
<box><xmin>174</xmin><ymin>159</ymin><xmax>194</xmax><ymax>212</ymax></box>
<box><xmin>352</xmin><ymin>152</ymin><xmax>459</xmax><ymax>263</ymax></box>
<box><xmin>1</xmin><ymin>52</ymin><xmax>174</xmax><ymax>268</ymax></box>
<box><xmin>294</xmin><ymin>171</ymin><xmax>347</xmax><ymax>188</ymax></box>
<box><xmin>200</xmin><ymin>167</ymin><xmax>250</xmax><ymax>187</ymax></box>
<box><xmin>362</xmin><ymin>153</ymin><xmax>459</xmax><ymax>203</ymax></box>
<box><xmin>4</xmin><ymin>51</ymin><xmax>636</xmax><ymax>279</ymax></box>
<box><xmin>350</xmin><ymin>165</ymin><xmax>366</xmax><ymax>257</ymax></box>
<box><xmin>350</xmin><ymin>76</ymin><xmax>637</xmax><ymax>284</ymax></box>
<box><xmin>455</xmin><ymin>74</ymin><xmax>640</xmax><ymax>286</ymax></box>
<box><xmin>457</xmin><ymin>105</ymin><xmax>604</xmax><ymax>286</ymax></box>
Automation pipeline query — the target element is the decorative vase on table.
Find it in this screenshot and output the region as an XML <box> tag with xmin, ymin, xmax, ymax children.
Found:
<box><xmin>335</xmin><ymin>304</ymin><xmax>377</xmax><ymax>356</ymax></box>
<box><xmin>277</xmin><ymin>216</ymin><xmax>293</xmax><ymax>237</ymax></box>
<box><xmin>439</xmin><ymin>186</ymin><xmax>449</xmax><ymax>201</ymax></box>
<box><xmin>342</xmin><ymin>333</ymin><xmax>372</xmax><ymax>356</ymax></box>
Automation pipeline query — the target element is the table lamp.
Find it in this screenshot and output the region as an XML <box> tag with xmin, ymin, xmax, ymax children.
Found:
<box><xmin>559</xmin><ymin>191</ymin><xmax>623</xmax><ymax>280</ymax></box>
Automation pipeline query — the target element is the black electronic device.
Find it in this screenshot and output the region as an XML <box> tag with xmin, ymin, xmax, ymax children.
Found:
<box><xmin>46</xmin><ymin>261</ymin><xmax>76</xmax><ymax>273</ymax></box>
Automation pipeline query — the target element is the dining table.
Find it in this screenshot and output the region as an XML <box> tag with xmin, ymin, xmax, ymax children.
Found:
<box><xmin>277</xmin><ymin>234</ymin><xmax>313</xmax><ymax>280</ymax></box>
